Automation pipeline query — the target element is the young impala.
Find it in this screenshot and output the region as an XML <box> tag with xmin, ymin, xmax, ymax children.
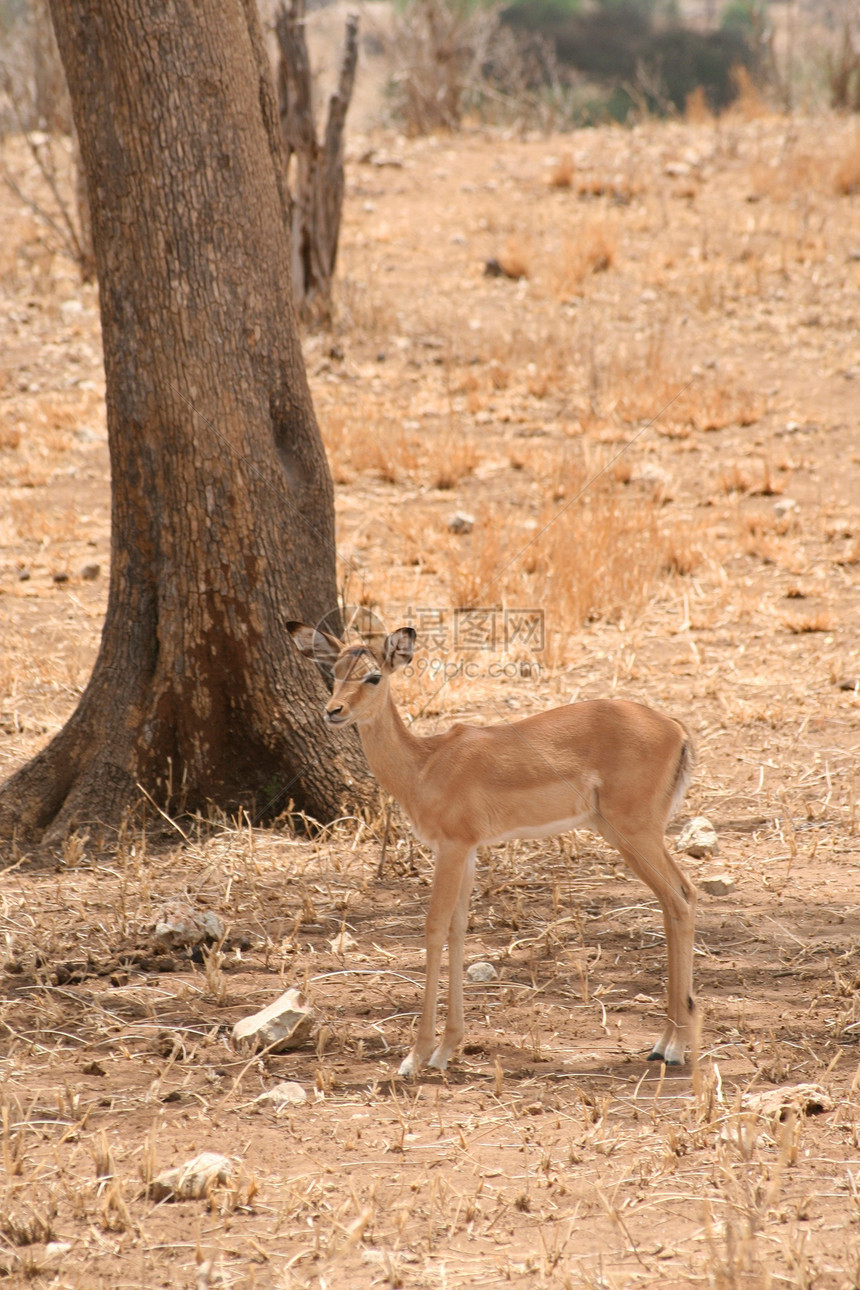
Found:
<box><xmin>288</xmin><ymin>621</ymin><xmax>698</xmax><ymax>1076</ymax></box>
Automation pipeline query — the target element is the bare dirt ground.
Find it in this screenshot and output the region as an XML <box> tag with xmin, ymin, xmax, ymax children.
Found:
<box><xmin>2</xmin><ymin>105</ymin><xmax>860</xmax><ymax>1288</ymax></box>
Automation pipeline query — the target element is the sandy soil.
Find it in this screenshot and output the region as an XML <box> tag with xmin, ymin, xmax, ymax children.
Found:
<box><xmin>1</xmin><ymin>107</ymin><xmax>860</xmax><ymax>1288</ymax></box>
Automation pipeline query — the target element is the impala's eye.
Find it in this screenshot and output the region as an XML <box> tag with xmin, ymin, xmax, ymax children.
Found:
<box><xmin>363</xmin><ymin>673</ymin><xmax>382</xmax><ymax>685</ymax></box>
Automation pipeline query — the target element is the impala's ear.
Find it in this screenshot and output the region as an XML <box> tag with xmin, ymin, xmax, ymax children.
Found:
<box><xmin>382</xmin><ymin>627</ymin><xmax>416</xmax><ymax>672</ymax></box>
<box><xmin>287</xmin><ymin>621</ymin><xmax>343</xmax><ymax>669</ymax></box>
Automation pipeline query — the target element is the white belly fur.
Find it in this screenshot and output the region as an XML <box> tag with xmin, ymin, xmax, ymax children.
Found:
<box><xmin>488</xmin><ymin>813</ymin><xmax>592</xmax><ymax>845</ymax></box>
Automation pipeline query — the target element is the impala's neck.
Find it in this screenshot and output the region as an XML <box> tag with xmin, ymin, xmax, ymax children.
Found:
<box><xmin>356</xmin><ymin>689</ymin><xmax>430</xmax><ymax>816</ymax></box>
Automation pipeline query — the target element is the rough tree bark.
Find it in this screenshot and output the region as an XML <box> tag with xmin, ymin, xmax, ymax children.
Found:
<box><xmin>276</xmin><ymin>0</ymin><xmax>358</xmax><ymax>324</ymax></box>
<box><xmin>0</xmin><ymin>0</ymin><xmax>372</xmax><ymax>848</ymax></box>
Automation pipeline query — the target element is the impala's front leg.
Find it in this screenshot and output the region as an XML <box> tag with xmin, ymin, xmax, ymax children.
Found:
<box><xmin>429</xmin><ymin>848</ymin><xmax>476</xmax><ymax>1071</ymax></box>
<box><xmin>399</xmin><ymin>842</ymin><xmax>471</xmax><ymax>1078</ymax></box>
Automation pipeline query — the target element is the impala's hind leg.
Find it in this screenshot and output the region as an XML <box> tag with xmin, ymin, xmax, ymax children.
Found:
<box><xmin>600</xmin><ymin>825</ymin><xmax>697</xmax><ymax>1065</ymax></box>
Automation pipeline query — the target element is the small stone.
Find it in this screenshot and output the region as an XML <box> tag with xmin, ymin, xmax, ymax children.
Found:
<box><xmin>633</xmin><ymin>462</ymin><xmax>673</xmax><ymax>498</ymax></box>
<box><xmin>231</xmin><ymin>987</ymin><xmax>314</xmax><ymax>1054</ymax></box>
<box><xmin>256</xmin><ymin>1081</ymin><xmax>307</xmax><ymax>1108</ymax></box>
<box><xmin>329</xmin><ymin>930</ymin><xmax>357</xmax><ymax>955</ymax></box>
<box><xmin>44</xmin><ymin>1242</ymin><xmax>73</xmax><ymax>1263</ymax></box>
<box><xmin>448</xmin><ymin>511</ymin><xmax>475</xmax><ymax>535</ymax></box>
<box><xmin>60</xmin><ymin>298</ymin><xmax>84</xmax><ymax>320</ymax></box>
<box><xmin>52</xmin><ymin>571</ymin><xmax>69</xmax><ymax>584</ymax></box>
<box><xmin>18</xmin><ymin>568</ymin><xmax>30</xmax><ymax>581</ymax></box>
<box><xmin>700</xmin><ymin>872</ymin><xmax>736</xmax><ymax>897</ymax></box>
<box><xmin>743</xmin><ymin>1083</ymin><xmax>834</xmax><ymax>1120</ymax></box>
<box><xmin>466</xmin><ymin>961</ymin><xmax>497</xmax><ymax>983</ymax></box>
<box><xmin>676</xmin><ymin>816</ymin><xmax>718</xmax><ymax>858</ymax></box>
<box><xmin>149</xmin><ymin>1151</ymin><xmax>233</xmax><ymax>1201</ymax></box>
<box><xmin>81</xmin><ymin>563</ymin><xmax>101</xmax><ymax>581</ymax></box>
<box><xmin>773</xmin><ymin>497</ymin><xmax>798</xmax><ymax>518</ymax></box>
<box><xmin>153</xmin><ymin>901</ymin><xmax>225</xmax><ymax>949</ymax></box>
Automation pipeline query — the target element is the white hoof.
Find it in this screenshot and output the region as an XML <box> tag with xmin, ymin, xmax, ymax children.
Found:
<box><xmin>648</xmin><ymin>1029</ymin><xmax>687</xmax><ymax>1066</ymax></box>
<box><xmin>398</xmin><ymin>1052</ymin><xmax>418</xmax><ymax>1078</ymax></box>
<box><xmin>427</xmin><ymin>1046</ymin><xmax>449</xmax><ymax>1072</ymax></box>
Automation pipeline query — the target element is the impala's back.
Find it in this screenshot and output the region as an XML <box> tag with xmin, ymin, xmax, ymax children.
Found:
<box><xmin>413</xmin><ymin>698</ymin><xmax>691</xmax><ymax>850</ymax></box>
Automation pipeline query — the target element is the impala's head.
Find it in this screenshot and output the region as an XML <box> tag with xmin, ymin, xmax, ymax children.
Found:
<box><xmin>287</xmin><ymin>621</ymin><xmax>415</xmax><ymax>727</ymax></box>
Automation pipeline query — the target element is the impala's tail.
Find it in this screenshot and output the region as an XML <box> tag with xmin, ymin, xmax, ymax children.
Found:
<box><xmin>667</xmin><ymin>726</ymin><xmax>695</xmax><ymax>821</ymax></box>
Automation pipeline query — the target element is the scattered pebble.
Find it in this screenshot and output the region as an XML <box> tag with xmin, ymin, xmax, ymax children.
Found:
<box><xmin>44</xmin><ymin>1243</ymin><xmax>73</xmax><ymax>1264</ymax></box>
<box><xmin>231</xmin><ymin>987</ymin><xmax>314</xmax><ymax>1054</ymax></box>
<box><xmin>60</xmin><ymin>298</ymin><xmax>84</xmax><ymax>320</ymax></box>
<box><xmin>52</xmin><ymin>571</ymin><xmax>69</xmax><ymax>583</ymax></box>
<box><xmin>256</xmin><ymin>1081</ymin><xmax>308</xmax><ymax>1108</ymax></box>
<box><xmin>773</xmin><ymin>496</ymin><xmax>798</xmax><ymax>518</ymax></box>
<box><xmin>448</xmin><ymin>511</ymin><xmax>475</xmax><ymax>535</ymax></box>
<box><xmin>149</xmin><ymin>1151</ymin><xmax>233</xmax><ymax>1201</ymax></box>
<box><xmin>676</xmin><ymin>817</ymin><xmax>719</xmax><ymax>858</ymax></box>
<box><xmin>743</xmin><ymin>1083</ymin><xmax>834</xmax><ymax>1120</ymax></box>
<box><xmin>466</xmin><ymin>961</ymin><xmax>497</xmax><ymax>983</ymax></box>
<box><xmin>81</xmin><ymin>563</ymin><xmax>101</xmax><ymax>580</ymax></box>
<box><xmin>329</xmin><ymin>929</ymin><xmax>357</xmax><ymax>955</ymax></box>
<box><xmin>153</xmin><ymin>901</ymin><xmax>225</xmax><ymax>949</ymax></box>
<box><xmin>700</xmin><ymin>872</ymin><xmax>736</xmax><ymax>897</ymax></box>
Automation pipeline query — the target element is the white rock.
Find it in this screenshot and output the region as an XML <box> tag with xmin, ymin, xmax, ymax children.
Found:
<box><xmin>329</xmin><ymin>930</ymin><xmax>357</xmax><ymax>955</ymax></box>
<box><xmin>466</xmin><ymin>961</ymin><xmax>497</xmax><ymax>983</ymax></box>
<box><xmin>256</xmin><ymin>1081</ymin><xmax>308</xmax><ymax>1108</ymax></box>
<box><xmin>676</xmin><ymin>817</ymin><xmax>719</xmax><ymax>858</ymax></box>
<box><xmin>153</xmin><ymin>901</ymin><xmax>225</xmax><ymax>948</ymax></box>
<box><xmin>150</xmin><ymin>1151</ymin><xmax>233</xmax><ymax>1201</ymax></box>
<box><xmin>700</xmin><ymin>872</ymin><xmax>736</xmax><ymax>896</ymax></box>
<box><xmin>743</xmin><ymin>1083</ymin><xmax>834</xmax><ymax>1120</ymax></box>
<box><xmin>448</xmin><ymin>511</ymin><xmax>475</xmax><ymax>534</ymax></box>
<box><xmin>633</xmin><ymin>462</ymin><xmax>673</xmax><ymax>497</ymax></box>
<box><xmin>60</xmin><ymin>298</ymin><xmax>84</xmax><ymax>320</ymax></box>
<box><xmin>773</xmin><ymin>497</ymin><xmax>798</xmax><ymax>518</ymax></box>
<box><xmin>44</xmin><ymin>1242</ymin><xmax>73</xmax><ymax>1262</ymax></box>
<box><xmin>231</xmin><ymin>987</ymin><xmax>314</xmax><ymax>1053</ymax></box>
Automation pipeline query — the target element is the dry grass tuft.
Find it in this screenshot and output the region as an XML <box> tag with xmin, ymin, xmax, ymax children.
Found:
<box><xmin>834</xmin><ymin>133</ymin><xmax>860</xmax><ymax>196</ymax></box>
<box><xmin>0</xmin><ymin>1203</ymin><xmax>56</xmax><ymax>1247</ymax></box>
<box><xmin>443</xmin><ymin>463</ymin><xmax>682</xmax><ymax>652</ymax></box>
<box><xmin>782</xmin><ymin>610</ymin><xmax>834</xmax><ymax>633</ymax></box>
<box><xmin>728</xmin><ymin>65</ymin><xmax>770</xmax><ymax>121</ymax></box>
<box><xmin>553</xmin><ymin>220</ymin><xmax>616</xmax><ymax>298</ymax></box>
<box><xmin>497</xmin><ymin>236</ymin><xmax>531</xmax><ymax>281</ymax></box>
<box><xmin>612</xmin><ymin>350</ymin><xmax>763</xmax><ymax>435</ymax></box>
<box><xmin>431</xmin><ymin>431</ymin><xmax>479</xmax><ymax>490</ymax></box>
<box><xmin>548</xmin><ymin>153</ymin><xmax>575</xmax><ymax>189</ymax></box>
<box><xmin>684</xmin><ymin>86</ymin><xmax>713</xmax><ymax>124</ymax></box>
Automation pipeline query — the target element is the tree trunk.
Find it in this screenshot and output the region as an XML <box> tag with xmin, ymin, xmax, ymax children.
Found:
<box><xmin>0</xmin><ymin>0</ymin><xmax>371</xmax><ymax>849</ymax></box>
<box><xmin>276</xmin><ymin>0</ymin><xmax>358</xmax><ymax>324</ymax></box>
